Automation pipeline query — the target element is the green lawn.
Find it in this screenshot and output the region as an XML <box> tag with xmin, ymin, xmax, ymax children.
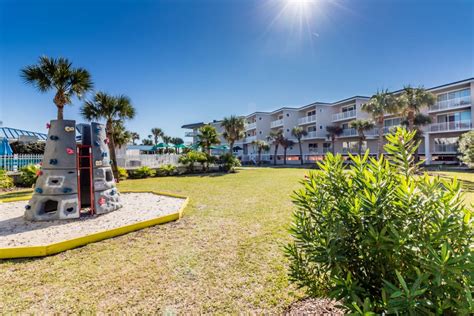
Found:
<box><xmin>0</xmin><ymin>168</ymin><xmax>473</xmax><ymax>313</ymax></box>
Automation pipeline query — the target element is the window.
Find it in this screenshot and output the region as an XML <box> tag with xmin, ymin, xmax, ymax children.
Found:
<box><xmin>437</xmin><ymin>111</ymin><xmax>471</xmax><ymax>123</ymax></box>
<box><xmin>307</xmin><ymin>126</ymin><xmax>317</xmax><ymax>132</ymax></box>
<box><xmin>309</xmin><ymin>143</ymin><xmax>318</xmax><ymax>152</ymax></box>
<box><xmin>286</xmin><ymin>113</ymin><xmax>290</xmax><ymax>117</ymax></box>
<box><xmin>343</xmin><ymin>141</ymin><xmax>366</xmax><ymax>153</ymax></box>
<box><xmin>384</xmin><ymin>117</ymin><xmax>402</xmax><ymax>127</ymax></box>
<box><xmin>307</xmin><ymin>110</ymin><xmax>316</xmax><ymax>117</ymax></box>
<box><xmin>342</xmin><ymin>104</ymin><xmax>356</xmax><ymax>113</ymax></box>
<box><xmin>322</xmin><ymin>143</ymin><xmax>331</xmax><ymax>153</ymax></box>
<box><xmin>320</xmin><ymin>125</ymin><xmax>323</xmax><ymax>130</ymax></box>
<box><xmin>434</xmin><ymin>137</ymin><xmax>459</xmax><ymax>153</ymax></box>
<box><xmin>437</xmin><ymin>88</ymin><xmax>470</xmax><ymax>102</ymax></box>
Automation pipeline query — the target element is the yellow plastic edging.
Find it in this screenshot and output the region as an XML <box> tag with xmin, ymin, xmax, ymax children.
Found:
<box><xmin>0</xmin><ymin>192</ymin><xmax>188</xmax><ymax>259</ymax></box>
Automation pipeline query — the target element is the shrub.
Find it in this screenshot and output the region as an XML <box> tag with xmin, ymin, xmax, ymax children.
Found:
<box><xmin>19</xmin><ymin>164</ymin><xmax>40</xmax><ymax>187</ymax></box>
<box><xmin>157</xmin><ymin>164</ymin><xmax>176</xmax><ymax>176</ymax></box>
<box><xmin>218</xmin><ymin>153</ymin><xmax>241</xmax><ymax>172</ymax></box>
<box><xmin>118</xmin><ymin>167</ymin><xmax>128</xmax><ymax>180</ymax></box>
<box><xmin>285</xmin><ymin>128</ymin><xmax>473</xmax><ymax>315</ymax></box>
<box><xmin>459</xmin><ymin>130</ymin><xmax>474</xmax><ymax>168</ymax></box>
<box><xmin>0</xmin><ymin>169</ymin><xmax>13</xmax><ymax>189</ymax></box>
<box><xmin>129</xmin><ymin>166</ymin><xmax>155</xmax><ymax>179</ymax></box>
<box><xmin>9</xmin><ymin>141</ymin><xmax>45</xmax><ymax>154</ymax></box>
<box><xmin>179</xmin><ymin>151</ymin><xmax>207</xmax><ymax>172</ymax></box>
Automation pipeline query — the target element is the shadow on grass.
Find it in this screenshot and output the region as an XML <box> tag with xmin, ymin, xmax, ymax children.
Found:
<box><xmin>430</xmin><ymin>173</ymin><xmax>474</xmax><ymax>192</ymax></box>
<box><xmin>0</xmin><ymin>190</ymin><xmax>33</xmax><ymax>201</ymax></box>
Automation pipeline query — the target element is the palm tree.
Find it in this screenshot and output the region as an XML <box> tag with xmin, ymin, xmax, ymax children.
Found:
<box><xmin>171</xmin><ymin>137</ymin><xmax>184</xmax><ymax>145</ymax></box>
<box><xmin>280</xmin><ymin>138</ymin><xmax>295</xmax><ymax>165</ymax></box>
<box><xmin>142</xmin><ymin>139</ymin><xmax>153</xmax><ymax>146</ymax></box>
<box><xmin>252</xmin><ymin>140</ymin><xmax>270</xmax><ymax>166</ymax></box>
<box><xmin>267</xmin><ymin>129</ymin><xmax>284</xmax><ymax>165</ymax></box>
<box><xmin>162</xmin><ymin>135</ymin><xmax>172</xmax><ymax>144</ymax></box>
<box><xmin>292</xmin><ymin>127</ymin><xmax>308</xmax><ymax>165</ymax></box>
<box><xmin>151</xmin><ymin>128</ymin><xmax>164</xmax><ymax>145</ymax></box>
<box><xmin>130</xmin><ymin>132</ymin><xmax>140</xmax><ymax>145</ymax></box>
<box><xmin>21</xmin><ymin>56</ymin><xmax>93</xmax><ymax>120</ymax></box>
<box><xmin>112</xmin><ymin>122</ymin><xmax>132</xmax><ymax>149</ymax></box>
<box><xmin>397</xmin><ymin>85</ymin><xmax>436</xmax><ymax>131</ymax></box>
<box><xmin>81</xmin><ymin>92</ymin><xmax>136</xmax><ymax>180</ymax></box>
<box><xmin>221</xmin><ymin>115</ymin><xmax>246</xmax><ymax>154</ymax></box>
<box><xmin>402</xmin><ymin>113</ymin><xmax>432</xmax><ymax>162</ymax></box>
<box><xmin>197</xmin><ymin>125</ymin><xmax>220</xmax><ymax>171</ymax></box>
<box><xmin>350</xmin><ymin>120</ymin><xmax>375</xmax><ymax>155</ymax></box>
<box><xmin>362</xmin><ymin>89</ymin><xmax>399</xmax><ymax>157</ymax></box>
<box><xmin>326</xmin><ymin>125</ymin><xmax>343</xmax><ymax>155</ymax></box>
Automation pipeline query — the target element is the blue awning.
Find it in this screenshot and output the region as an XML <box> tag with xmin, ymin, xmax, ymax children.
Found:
<box><xmin>0</xmin><ymin>138</ymin><xmax>13</xmax><ymax>155</ymax></box>
<box><xmin>0</xmin><ymin>127</ymin><xmax>47</xmax><ymax>141</ymax></box>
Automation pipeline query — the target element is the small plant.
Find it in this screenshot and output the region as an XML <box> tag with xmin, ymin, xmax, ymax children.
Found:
<box><xmin>129</xmin><ymin>166</ymin><xmax>155</xmax><ymax>179</ymax></box>
<box><xmin>285</xmin><ymin>128</ymin><xmax>473</xmax><ymax>315</ymax></box>
<box><xmin>19</xmin><ymin>164</ymin><xmax>40</xmax><ymax>187</ymax></box>
<box><xmin>157</xmin><ymin>164</ymin><xmax>177</xmax><ymax>176</ymax></box>
<box><xmin>459</xmin><ymin>130</ymin><xmax>474</xmax><ymax>168</ymax></box>
<box><xmin>218</xmin><ymin>153</ymin><xmax>241</xmax><ymax>172</ymax></box>
<box><xmin>0</xmin><ymin>168</ymin><xmax>13</xmax><ymax>189</ymax></box>
<box><xmin>179</xmin><ymin>151</ymin><xmax>207</xmax><ymax>172</ymax></box>
<box><xmin>118</xmin><ymin>167</ymin><xmax>128</xmax><ymax>180</ymax></box>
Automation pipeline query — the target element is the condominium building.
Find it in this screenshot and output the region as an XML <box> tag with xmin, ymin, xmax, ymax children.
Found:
<box><xmin>182</xmin><ymin>78</ymin><xmax>473</xmax><ymax>165</ymax></box>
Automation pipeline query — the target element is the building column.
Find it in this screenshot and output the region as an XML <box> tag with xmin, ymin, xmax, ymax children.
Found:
<box><xmin>424</xmin><ymin>133</ymin><xmax>431</xmax><ymax>165</ymax></box>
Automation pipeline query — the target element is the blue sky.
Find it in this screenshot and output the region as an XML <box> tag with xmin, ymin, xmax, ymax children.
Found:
<box><xmin>0</xmin><ymin>0</ymin><xmax>472</xmax><ymax>142</ymax></box>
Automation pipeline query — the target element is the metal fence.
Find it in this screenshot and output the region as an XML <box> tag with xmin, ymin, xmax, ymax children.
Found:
<box><xmin>116</xmin><ymin>154</ymin><xmax>181</xmax><ymax>169</ymax></box>
<box><xmin>0</xmin><ymin>154</ymin><xmax>43</xmax><ymax>172</ymax></box>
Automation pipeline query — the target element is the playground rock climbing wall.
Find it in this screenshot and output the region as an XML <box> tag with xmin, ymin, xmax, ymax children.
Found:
<box><xmin>24</xmin><ymin>120</ymin><xmax>122</xmax><ymax>221</ymax></box>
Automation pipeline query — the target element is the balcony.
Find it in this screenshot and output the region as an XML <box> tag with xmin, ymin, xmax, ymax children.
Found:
<box><xmin>339</xmin><ymin>128</ymin><xmax>378</xmax><ymax>138</ymax></box>
<box><xmin>302</xmin><ymin>131</ymin><xmax>326</xmax><ymax>140</ymax></box>
<box><xmin>270</xmin><ymin>119</ymin><xmax>284</xmax><ymax>128</ymax></box>
<box><xmin>244</xmin><ymin>135</ymin><xmax>257</xmax><ymax>143</ymax></box>
<box><xmin>184</xmin><ymin>131</ymin><xmax>197</xmax><ymax>137</ymax></box>
<box><xmin>429</xmin><ymin>120</ymin><xmax>472</xmax><ymax>133</ymax></box>
<box><xmin>429</xmin><ymin>96</ymin><xmax>471</xmax><ymax>113</ymax></box>
<box><xmin>332</xmin><ymin>109</ymin><xmax>356</xmax><ymax>122</ymax></box>
<box><xmin>433</xmin><ymin>144</ymin><xmax>458</xmax><ymax>154</ymax></box>
<box><xmin>245</xmin><ymin>122</ymin><xmax>257</xmax><ymax>130</ymax></box>
<box><xmin>298</xmin><ymin>115</ymin><xmax>317</xmax><ymax>125</ymax></box>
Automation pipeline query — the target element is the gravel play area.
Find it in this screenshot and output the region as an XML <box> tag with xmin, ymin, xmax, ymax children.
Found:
<box><xmin>0</xmin><ymin>193</ymin><xmax>186</xmax><ymax>247</ymax></box>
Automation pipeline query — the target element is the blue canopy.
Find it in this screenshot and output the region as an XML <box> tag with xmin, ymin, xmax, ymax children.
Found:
<box><xmin>0</xmin><ymin>138</ymin><xmax>13</xmax><ymax>155</ymax></box>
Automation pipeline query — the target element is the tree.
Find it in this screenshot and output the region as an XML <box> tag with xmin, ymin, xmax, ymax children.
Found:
<box><xmin>151</xmin><ymin>128</ymin><xmax>163</xmax><ymax>145</ymax></box>
<box><xmin>280</xmin><ymin>138</ymin><xmax>295</xmax><ymax>165</ymax></box>
<box><xmin>362</xmin><ymin>89</ymin><xmax>399</xmax><ymax>156</ymax></box>
<box><xmin>267</xmin><ymin>129</ymin><xmax>284</xmax><ymax>165</ymax></box>
<box><xmin>459</xmin><ymin>131</ymin><xmax>474</xmax><ymax>167</ymax></box>
<box><xmin>142</xmin><ymin>139</ymin><xmax>153</xmax><ymax>146</ymax></box>
<box><xmin>171</xmin><ymin>137</ymin><xmax>184</xmax><ymax>145</ymax></box>
<box><xmin>326</xmin><ymin>125</ymin><xmax>343</xmax><ymax>155</ymax></box>
<box><xmin>112</xmin><ymin>121</ymin><xmax>132</xmax><ymax>149</ymax></box>
<box><xmin>21</xmin><ymin>56</ymin><xmax>93</xmax><ymax>120</ymax></box>
<box><xmin>162</xmin><ymin>135</ymin><xmax>172</xmax><ymax>144</ymax></box>
<box><xmin>221</xmin><ymin>115</ymin><xmax>246</xmax><ymax>154</ymax></box>
<box><xmin>397</xmin><ymin>85</ymin><xmax>436</xmax><ymax>131</ymax></box>
<box><xmin>292</xmin><ymin>127</ymin><xmax>308</xmax><ymax>165</ymax></box>
<box><xmin>81</xmin><ymin>92</ymin><xmax>136</xmax><ymax>180</ymax></box>
<box><xmin>252</xmin><ymin>140</ymin><xmax>270</xmax><ymax>166</ymax></box>
<box><xmin>197</xmin><ymin>125</ymin><xmax>220</xmax><ymax>170</ymax></box>
<box><xmin>350</xmin><ymin>119</ymin><xmax>375</xmax><ymax>155</ymax></box>
<box><xmin>130</xmin><ymin>132</ymin><xmax>140</xmax><ymax>145</ymax></box>
<box><xmin>401</xmin><ymin>113</ymin><xmax>432</xmax><ymax>162</ymax></box>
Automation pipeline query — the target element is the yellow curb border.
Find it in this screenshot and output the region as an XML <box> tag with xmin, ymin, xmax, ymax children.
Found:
<box><xmin>0</xmin><ymin>190</ymin><xmax>188</xmax><ymax>259</ymax></box>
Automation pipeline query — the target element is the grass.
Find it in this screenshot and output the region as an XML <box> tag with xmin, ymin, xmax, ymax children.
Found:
<box><xmin>0</xmin><ymin>168</ymin><xmax>473</xmax><ymax>313</ymax></box>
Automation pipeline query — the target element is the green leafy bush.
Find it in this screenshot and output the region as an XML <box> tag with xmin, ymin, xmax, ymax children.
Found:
<box><xmin>129</xmin><ymin>166</ymin><xmax>155</xmax><ymax>179</ymax></box>
<box><xmin>459</xmin><ymin>130</ymin><xmax>474</xmax><ymax>168</ymax></box>
<box><xmin>0</xmin><ymin>168</ymin><xmax>13</xmax><ymax>189</ymax></box>
<box><xmin>285</xmin><ymin>128</ymin><xmax>473</xmax><ymax>315</ymax></box>
<box><xmin>179</xmin><ymin>151</ymin><xmax>207</xmax><ymax>172</ymax></box>
<box><xmin>118</xmin><ymin>167</ymin><xmax>128</xmax><ymax>180</ymax></box>
<box><xmin>218</xmin><ymin>153</ymin><xmax>241</xmax><ymax>172</ymax></box>
<box><xmin>157</xmin><ymin>164</ymin><xmax>177</xmax><ymax>176</ymax></box>
<box><xmin>19</xmin><ymin>164</ymin><xmax>40</xmax><ymax>187</ymax></box>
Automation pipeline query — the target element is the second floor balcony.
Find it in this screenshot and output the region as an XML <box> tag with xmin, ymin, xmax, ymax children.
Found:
<box><xmin>433</xmin><ymin>143</ymin><xmax>458</xmax><ymax>153</ymax></box>
<box><xmin>270</xmin><ymin>119</ymin><xmax>284</xmax><ymax>128</ymax></box>
<box><xmin>332</xmin><ymin>109</ymin><xmax>356</xmax><ymax>122</ymax></box>
<box><xmin>244</xmin><ymin>135</ymin><xmax>257</xmax><ymax>143</ymax></box>
<box><xmin>185</xmin><ymin>131</ymin><xmax>197</xmax><ymax>137</ymax></box>
<box><xmin>302</xmin><ymin>131</ymin><xmax>326</xmax><ymax>140</ymax></box>
<box><xmin>429</xmin><ymin>120</ymin><xmax>472</xmax><ymax>133</ymax></box>
<box><xmin>339</xmin><ymin>128</ymin><xmax>378</xmax><ymax>138</ymax></box>
<box><xmin>245</xmin><ymin>122</ymin><xmax>257</xmax><ymax>130</ymax></box>
<box><xmin>298</xmin><ymin>115</ymin><xmax>317</xmax><ymax>125</ymax></box>
<box><xmin>429</xmin><ymin>96</ymin><xmax>471</xmax><ymax>113</ymax></box>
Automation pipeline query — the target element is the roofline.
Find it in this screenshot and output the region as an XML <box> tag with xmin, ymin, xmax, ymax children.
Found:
<box><xmin>181</xmin><ymin>122</ymin><xmax>205</xmax><ymax>129</ymax></box>
<box><xmin>390</xmin><ymin>77</ymin><xmax>474</xmax><ymax>95</ymax></box>
<box><xmin>330</xmin><ymin>95</ymin><xmax>370</xmax><ymax>105</ymax></box>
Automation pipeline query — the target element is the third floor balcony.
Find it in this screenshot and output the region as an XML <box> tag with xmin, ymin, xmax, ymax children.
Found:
<box><xmin>270</xmin><ymin>119</ymin><xmax>284</xmax><ymax>128</ymax></box>
<box><xmin>332</xmin><ymin>109</ymin><xmax>357</xmax><ymax>122</ymax></box>
<box><xmin>298</xmin><ymin>115</ymin><xmax>317</xmax><ymax>125</ymax></box>
<box><xmin>185</xmin><ymin>131</ymin><xmax>197</xmax><ymax>137</ymax></box>
<box><xmin>429</xmin><ymin>120</ymin><xmax>472</xmax><ymax>133</ymax></box>
<box><xmin>245</xmin><ymin>122</ymin><xmax>257</xmax><ymax>130</ymax></box>
<box><xmin>429</xmin><ymin>96</ymin><xmax>471</xmax><ymax>113</ymax></box>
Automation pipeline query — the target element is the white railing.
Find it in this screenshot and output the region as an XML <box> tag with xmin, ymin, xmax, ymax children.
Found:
<box><xmin>116</xmin><ymin>154</ymin><xmax>180</xmax><ymax>169</ymax></box>
<box><xmin>340</xmin><ymin>128</ymin><xmax>378</xmax><ymax>138</ymax></box>
<box><xmin>0</xmin><ymin>154</ymin><xmax>43</xmax><ymax>172</ymax></box>
<box><xmin>270</xmin><ymin>119</ymin><xmax>284</xmax><ymax>128</ymax></box>
<box><xmin>244</xmin><ymin>135</ymin><xmax>257</xmax><ymax>143</ymax></box>
<box><xmin>185</xmin><ymin>131</ymin><xmax>197</xmax><ymax>137</ymax></box>
<box><xmin>245</xmin><ymin>122</ymin><xmax>257</xmax><ymax>130</ymax></box>
<box><xmin>241</xmin><ymin>154</ymin><xmax>272</xmax><ymax>162</ymax></box>
<box><xmin>302</xmin><ymin>131</ymin><xmax>326</xmax><ymax>139</ymax></box>
<box><xmin>342</xmin><ymin>147</ymin><xmax>367</xmax><ymax>154</ymax></box>
<box><xmin>433</xmin><ymin>144</ymin><xmax>458</xmax><ymax>153</ymax></box>
<box><xmin>429</xmin><ymin>120</ymin><xmax>472</xmax><ymax>133</ymax></box>
<box><xmin>332</xmin><ymin>109</ymin><xmax>356</xmax><ymax>121</ymax></box>
<box><xmin>429</xmin><ymin>96</ymin><xmax>471</xmax><ymax>112</ymax></box>
<box><xmin>298</xmin><ymin>115</ymin><xmax>317</xmax><ymax>125</ymax></box>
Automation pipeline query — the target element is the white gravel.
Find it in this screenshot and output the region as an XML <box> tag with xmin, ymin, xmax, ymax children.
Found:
<box><xmin>0</xmin><ymin>193</ymin><xmax>186</xmax><ymax>247</ymax></box>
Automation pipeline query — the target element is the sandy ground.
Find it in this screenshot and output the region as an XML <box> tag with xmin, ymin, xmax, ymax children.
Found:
<box><xmin>0</xmin><ymin>193</ymin><xmax>186</xmax><ymax>247</ymax></box>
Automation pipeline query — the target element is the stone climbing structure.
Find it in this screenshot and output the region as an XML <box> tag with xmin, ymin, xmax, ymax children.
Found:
<box><xmin>25</xmin><ymin>120</ymin><xmax>122</xmax><ymax>221</ymax></box>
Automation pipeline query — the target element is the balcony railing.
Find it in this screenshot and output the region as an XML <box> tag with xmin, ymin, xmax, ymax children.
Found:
<box><xmin>270</xmin><ymin>119</ymin><xmax>284</xmax><ymax>128</ymax></box>
<box><xmin>245</xmin><ymin>122</ymin><xmax>257</xmax><ymax>130</ymax></box>
<box><xmin>298</xmin><ymin>115</ymin><xmax>317</xmax><ymax>125</ymax></box>
<box><xmin>185</xmin><ymin>131</ymin><xmax>197</xmax><ymax>137</ymax></box>
<box><xmin>244</xmin><ymin>135</ymin><xmax>257</xmax><ymax>143</ymax></box>
<box><xmin>429</xmin><ymin>96</ymin><xmax>471</xmax><ymax>112</ymax></box>
<box><xmin>342</xmin><ymin>147</ymin><xmax>367</xmax><ymax>154</ymax></box>
<box><xmin>429</xmin><ymin>120</ymin><xmax>472</xmax><ymax>133</ymax></box>
<box><xmin>433</xmin><ymin>144</ymin><xmax>458</xmax><ymax>153</ymax></box>
<box><xmin>332</xmin><ymin>109</ymin><xmax>356</xmax><ymax>122</ymax></box>
<box><xmin>339</xmin><ymin>128</ymin><xmax>378</xmax><ymax>138</ymax></box>
<box><xmin>302</xmin><ymin>131</ymin><xmax>326</xmax><ymax>139</ymax></box>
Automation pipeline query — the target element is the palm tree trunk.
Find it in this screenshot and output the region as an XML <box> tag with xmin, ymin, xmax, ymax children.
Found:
<box><xmin>407</xmin><ymin>110</ymin><xmax>415</xmax><ymax>131</ymax></box>
<box><xmin>284</xmin><ymin>148</ymin><xmax>287</xmax><ymax>165</ymax></box>
<box><xmin>273</xmin><ymin>144</ymin><xmax>278</xmax><ymax>165</ymax></box>
<box><xmin>106</xmin><ymin>120</ymin><xmax>120</xmax><ymax>182</ymax></box>
<box><xmin>331</xmin><ymin>137</ymin><xmax>335</xmax><ymax>155</ymax></box>
<box><xmin>258</xmin><ymin>149</ymin><xmax>262</xmax><ymax>166</ymax></box>
<box><xmin>57</xmin><ymin>106</ymin><xmax>64</xmax><ymax>120</ymax></box>
<box><xmin>230</xmin><ymin>140</ymin><xmax>234</xmax><ymax>155</ymax></box>
<box><xmin>358</xmin><ymin>136</ymin><xmax>362</xmax><ymax>156</ymax></box>
<box><xmin>298</xmin><ymin>140</ymin><xmax>303</xmax><ymax>165</ymax></box>
<box><xmin>377</xmin><ymin>121</ymin><xmax>384</xmax><ymax>158</ymax></box>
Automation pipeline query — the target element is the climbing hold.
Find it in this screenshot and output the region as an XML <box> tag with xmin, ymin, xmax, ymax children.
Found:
<box><xmin>66</xmin><ymin>148</ymin><xmax>74</xmax><ymax>155</ymax></box>
<box><xmin>46</xmin><ymin>123</ymin><xmax>51</xmax><ymax>129</ymax></box>
<box><xmin>110</xmin><ymin>189</ymin><xmax>115</xmax><ymax>196</ymax></box>
<box><xmin>36</xmin><ymin>170</ymin><xmax>43</xmax><ymax>176</ymax></box>
<box><xmin>104</xmin><ymin>138</ymin><xmax>110</xmax><ymax>144</ymax></box>
<box><xmin>49</xmin><ymin>159</ymin><xmax>58</xmax><ymax>165</ymax></box>
<box><xmin>95</xmin><ymin>160</ymin><xmax>103</xmax><ymax>166</ymax></box>
<box><xmin>66</xmin><ymin>207</ymin><xmax>74</xmax><ymax>213</ymax></box>
<box><xmin>35</xmin><ymin>187</ymin><xmax>43</xmax><ymax>194</ymax></box>
<box><xmin>50</xmin><ymin>135</ymin><xmax>59</xmax><ymax>141</ymax></box>
<box><xmin>98</xmin><ymin>197</ymin><xmax>106</xmax><ymax>206</ymax></box>
<box><xmin>64</xmin><ymin>126</ymin><xmax>75</xmax><ymax>132</ymax></box>
<box><xmin>63</xmin><ymin>188</ymin><xmax>72</xmax><ymax>193</ymax></box>
<box><xmin>94</xmin><ymin>140</ymin><xmax>100</xmax><ymax>146</ymax></box>
<box><xmin>25</xmin><ymin>205</ymin><xmax>31</xmax><ymax>210</ymax></box>
<box><xmin>101</xmin><ymin>152</ymin><xmax>107</xmax><ymax>157</ymax></box>
<box><xmin>95</xmin><ymin>127</ymin><xmax>101</xmax><ymax>133</ymax></box>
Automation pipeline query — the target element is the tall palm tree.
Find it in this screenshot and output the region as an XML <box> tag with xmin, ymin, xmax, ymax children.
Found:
<box><xmin>221</xmin><ymin>115</ymin><xmax>246</xmax><ymax>154</ymax></box>
<box><xmin>252</xmin><ymin>140</ymin><xmax>270</xmax><ymax>166</ymax></box>
<box><xmin>397</xmin><ymin>85</ymin><xmax>436</xmax><ymax>131</ymax></box>
<box><xmin>197</xmin><ymin>125</ymin><xmax>220</xmax><ymax>171</ymax></box>
<box><xmin>267</xmin><ymin>129</ymin><xmax>284</xmax><ymax>165</ymax></box>
<box><xmin>81</xmin><ymin>92</ymin><xmax>136</xmax><ymax>180</ymax></box>
<box><xmin>151</xmin><ymin>128</ymin><xmax>164</xmax><ymax>145</ymax></box>
<box><xmin>326</xmin><ymin>125</ymin><xmax>343</xmax><ymax>155</ymax></box>
<box><xmin>130</xmin><ymin>132</ymin><xmax>140</xmax><ymax>145</ymax></box>
<box><xmin>362</xmin><ymin>89</ymin><xmax>399</xmax><ymax>157</ymax></box>
<box><xmin>402</xmin><ymin>113</ymin><xmax>432</xmax><ymax>162</ymax></box>
<box><xmin>21</xmin><ymin>56</ymin><xmax>93</xmax><ymax>120</ymax></box>
<box><xmin>350</xmin><ymin>119</ymin><xmax>375</xmax><ymax>155</ymax></box>
<box><xmin>292</xmin><ymin>127</ymin><xmax>308</xmax><ymax>165</ymax></box>
<box><xmin>280</xmin><ymin>138</ymin><xmax>295</xmax><ymax>165</ymax></box>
